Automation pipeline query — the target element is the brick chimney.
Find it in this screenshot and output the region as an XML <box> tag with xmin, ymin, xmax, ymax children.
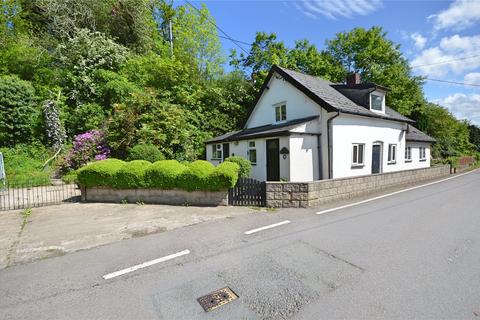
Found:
<box><xmin>346</xmin><ymin>73</ymin><xmax>361</xmax><ymax>86</ymax></box>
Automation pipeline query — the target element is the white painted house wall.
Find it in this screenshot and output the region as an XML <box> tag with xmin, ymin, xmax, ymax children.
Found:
<box><xmin>331</xmin><ymin>114</ymin><xmax>430</xmax><ymax>179</ymax></box>
<box><xmin>245</xmin><ymin>75</ymin><xmax>321</xmax><ymax>128</ymax></box>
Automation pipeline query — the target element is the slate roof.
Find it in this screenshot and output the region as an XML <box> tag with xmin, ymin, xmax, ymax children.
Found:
<box><xmin>276</xmin><ymin>66</ymin><xmax>414</xmax><ymax>123</ymax></box>
<box><xmin>206</xmin><ymin>116</ymin><xmax>319</xmax><ymax>144</ymax></box>
<box><xmin>406</xmin><ymin>125</ymin><xmax>436</xmax><ymax>143</ymax></box>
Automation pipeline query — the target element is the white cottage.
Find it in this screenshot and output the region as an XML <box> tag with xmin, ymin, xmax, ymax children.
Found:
<box><xmin>206</xmin><ymin>66</ymin><xmax>435</xmax><ymax>182</ymax></box>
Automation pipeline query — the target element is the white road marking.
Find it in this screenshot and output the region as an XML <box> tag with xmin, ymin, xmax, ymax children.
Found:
<box><xmin>316</xmin><ymin>169</ymin><xmax>478</xmax><ymax>216</ymax></box>
<box><xmin>103</xmin><ymin>249</ymin><xmax>190</xmax><ymax>280</ymax></box>
<box><xmin>244</xmin><ymin>220</ymin><xmax>291</xmax><ymax>235</ymax></box>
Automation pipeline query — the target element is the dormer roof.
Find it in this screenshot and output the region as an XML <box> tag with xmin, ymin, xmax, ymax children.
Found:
<box><xmin>247</xmin><ymin>65</ymin><xmax>415</xmax><ymax>126</ymax></box>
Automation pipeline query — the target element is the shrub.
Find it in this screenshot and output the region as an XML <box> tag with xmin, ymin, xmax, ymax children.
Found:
<box><xmin>76</xmin><ymin>159</ymin><xmax>125</xmax><ymax>187</ymax></box>
<box><xmin>114</xmin><ymin>160</ymin><xmax>152</xmax><ymax>189</ymax></box>
<box><xmin>446</xmin><ymin>156</ymin><xmax>459</xmax><ymax>169</ymax></box>
<box><xmin>63</xmin><ymin>130</ymin><xmax>110</xmax><ymax>170</ymax></box>
<box><xmin>225</xmin><ymin>156</ymin><xmax>251</xmax><ymax>178</ymax></box>
<box><xmin>145</xmin><ymin>160</ymin><xmax>186</xmax><ymax>189</ymax></box>
<box><xmin>127</xmin><ymin>144</ymin><xmax>165</xmax><ymax>163</ymax></box>
<box><xmin>178</xmin><ymin>160</ymin><xmax>215</xmax><ymax>191</ymax></box>
<box><xmin>0</xmin><ymin>75</ymin><xmax>38</xmax><ymax>147</ymax></box>
<box><xmin>475</xmin><ymin>153</ymin><xmax>480</xmax><ymax>163</ymax></box>
<box><xmin>208</xmin><ymin>162</ymin><xmax>240</xmax><ymax>191</ymax></box>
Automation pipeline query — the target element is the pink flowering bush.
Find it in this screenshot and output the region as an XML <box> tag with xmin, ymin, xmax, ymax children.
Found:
<box><xmin>64</xmin><ymin>130</ymin><xmax>110</xmax><ymax>170</ymax></box>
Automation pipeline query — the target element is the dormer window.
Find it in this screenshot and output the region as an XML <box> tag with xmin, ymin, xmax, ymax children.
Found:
<box><xmin>369</xmin><ymin>91</ymin><xmax>385</xmax><ymax>113</ymax></box>
<box><xmin>370</xmin><ymin>94</ymin><xmax>383</xmax><ymax>111</ymax></box>
<box><xmin>274</xmin><ymin>103</ymin><xmax>287</xmax><ymax>122</ymax></box>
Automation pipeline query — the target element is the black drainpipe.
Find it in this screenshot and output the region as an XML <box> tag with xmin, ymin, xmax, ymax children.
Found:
<box><xmin>327</xmin><ymin>111</ymin><xmax>340</xmax><ymax>179</ymax></box>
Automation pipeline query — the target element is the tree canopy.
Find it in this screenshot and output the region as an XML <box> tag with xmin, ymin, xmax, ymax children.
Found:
<box><xmin>0</xmin><ymin>1</ymin><xmax>477</xmax><ymax>164</ymax></box>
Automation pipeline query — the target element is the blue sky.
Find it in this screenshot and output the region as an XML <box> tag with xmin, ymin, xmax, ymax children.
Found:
<box><xmin>190</xmin><ymin>0</ymin><xmax>480</xmax><ymax>125</ymax></box>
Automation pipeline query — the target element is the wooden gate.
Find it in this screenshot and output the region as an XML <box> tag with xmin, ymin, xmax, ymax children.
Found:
<box><xmin>228</xmin><ymin>178</ymin><xmax>266</xmax><ymax>206</ymax></box>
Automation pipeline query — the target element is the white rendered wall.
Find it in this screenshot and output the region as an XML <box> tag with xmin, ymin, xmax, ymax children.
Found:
<box><xmin>289</xmin><ymin>134</ymin><xmax>320</xmax><ymax>181</ymax></box>
<box><xmin>245</xmin><ymin>74</ymin><xmax>321</xmax><ymax>128</ymax></box>
<box><xmin>404</xmin><ymin>142</ymin><xmax>431</xmax><ymax>169</ymax></box>
<box><xmin>331</xmin><ymin>114</ymin><xmax>431</xmax><ymax>179</ymax></box>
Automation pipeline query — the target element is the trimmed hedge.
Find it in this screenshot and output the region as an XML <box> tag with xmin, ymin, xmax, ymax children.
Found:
<box><xmin>225</xmin><ymin>156</ymin><xmax>251</xmax><ymax>178</ymax></box>
<box><xmin>77</xmin><ymin>159</ymin><xmax>239</xmax><ymax>191</ymax></box>
<box><xmin>115</xmin><ymin>160</ymin><xmax>151</xmax><ymax>189</ymax></box>
<box><xmin>127</xmin><ymin>144</ymin><xmax>165</xmax><ymax>163</ymax></box>
<box><xmin>178</xmin><ymin>160</ymin><xmax>215</xmax><ymax>191</ymax></box>
<box><xmin>208</xmin><ymin>162</ymin><xmax>240</xmax><ymax>191</ymax></box>
<box><xmin>76</xmin><ymin>158</ymin><xmax>125</xmax><ymax>187</ymax></box>
<box><xmin>145</xmin><ymin>160</ymin><xmax>187</xmax><ymax>189</ymax></box>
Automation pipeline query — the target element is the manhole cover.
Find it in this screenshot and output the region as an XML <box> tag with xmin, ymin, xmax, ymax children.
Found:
<box><xmin>197</xmin><ymin>287</ymin><xmax>238</xmax><ymax>312</ymax></box>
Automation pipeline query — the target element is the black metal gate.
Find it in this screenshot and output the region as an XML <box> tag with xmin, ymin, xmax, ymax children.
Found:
<box><xmin>0</xmin><ymin>181</ymin><xmax>81</xmax><ymax>211</ymax></box>
<box><xmin>228</xmin><ymin>178</ymin><xmax>266</xmax><ymax>206</ymax></box>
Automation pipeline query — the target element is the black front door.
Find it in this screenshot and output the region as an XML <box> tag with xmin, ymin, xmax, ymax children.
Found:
<box><xmin>372</xmin><ymin>145</ymin><xmax>381</xmax><ymax>174</ymax></box>
<box><xmin>266</xmin><ymin>139</ymin><xmax>280</xmax><ymax>181</ymax></box>
<box><xmin>222</xmin><ymin>143</ymin><xmax>229</xmax><ymax>161</ymax></box>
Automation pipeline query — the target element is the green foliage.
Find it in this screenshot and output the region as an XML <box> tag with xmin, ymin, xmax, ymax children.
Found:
<box><xmin>468</xmin><ymin>124</ymin><xmax>480</xmax><ymax>152</ymax></box>
<box><xmin>0</xmin><ymin>143</ymin><xmax>52</xmax><ymax>186</ymax></box>
<box><xmin>56</xmin><ymin>28</ymin><xmax>128</xmax><ymax>104</ymax></box>
<box><xmin>65</xmin><ymin>103</ymin><xmax>105</xmax><ymax>135</ymax></box>
<box><xmin>225</xmin><ymin>156</ymin><xmax>251</xmax><ymax>178</ymax></box>
<box><xmin>127</xmin><ymin>144</ymin><xmax>165</xmax><ymax>163</ymax></box>
<box><xmin>0</xmin><ymin>75</ymin><xmax>39</xmax><ymax>147</ymax></box>
<box><xmin>77</xmin><ymin>159</ymin><xmax>239</xmax><ymax>191</ymax></box>
<box><xmin>178</xmin><ymin>160</ymin><xmax>215</xmax><ymax>191</ymax></box>
<box><xmin>208</xmin><ymin>161</ymin><xmax>239</xmax><ymax>191</ymax></box>
<box><xmin>114</xmin><ymin>160</ymin><xmax>151</xmax><ymax>189</ymax></box>
<box><xmin>446</xmin><ymin>156</ymin><xmax>459</xmax><ymax>169</ymax></box>
<box><xmin>416</xmin><ymin>103</ymin><xmax>474</xmax><ymax>157</ymax></box>
<box><xmin>145</xmin><ymin>160</ymin><xmax>187</xmax><ymax>189</ymax></box>
<box><xmin>76</xmin><ymin>158</ymin><xmax>125</xmax><ymax>187</ymax></box>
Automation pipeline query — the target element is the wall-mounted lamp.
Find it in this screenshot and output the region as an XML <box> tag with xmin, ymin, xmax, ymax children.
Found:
<box><xmin>280</xmin><ymin>147</ymin><xmax>290</xmax><ymax>159</ymax></box>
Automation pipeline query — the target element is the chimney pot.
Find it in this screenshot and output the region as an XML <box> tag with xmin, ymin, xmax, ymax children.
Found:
<box><xmin>346</xmin><ymin>73</ymin><xmax>361</xmax><ymax>85</ymax></box>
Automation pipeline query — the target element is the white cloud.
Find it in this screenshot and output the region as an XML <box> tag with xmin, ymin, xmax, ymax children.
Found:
<box><xmin>429</xmin><ymin>0</ymin><xmax>480</xmax><ymax>31</ymax></box>
<box><xmin>293</xmin><ymin>0</ymin><xmax>382</xmax><ymax>20</ymax></box>
<box><xmin>410</xmin><ymin>33</ymin><xmax>427</xmax><ymax>49</ymax></box>
<box><xmin>411</xmin><ymin>34</ymin><xmax>480</xmax><ymax>77</ymax></box>
<box><xmin>464</xmin><ymin>72</ymin><xmax>480</xmax><ymax>84</ymax></box>
<box><xmin>434</xmin><ymin>93</ymin><xmax>480</xmax><ymax>125</ymax></box>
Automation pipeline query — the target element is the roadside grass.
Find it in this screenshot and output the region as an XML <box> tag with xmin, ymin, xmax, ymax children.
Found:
<box><xmin>1</xmin><ymin>144</ymin><xmax>53</xmax><ymax>187</ymax></box>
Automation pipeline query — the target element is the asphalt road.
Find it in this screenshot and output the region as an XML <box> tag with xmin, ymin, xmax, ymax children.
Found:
<box><xmin>1</xmin><ymin>169</ymin><xmax>480</xmax><ymax>319</ymax></box>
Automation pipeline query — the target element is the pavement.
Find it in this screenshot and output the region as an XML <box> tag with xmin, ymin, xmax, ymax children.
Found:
<box><xmin>1</xmin><ymin>169</ymin><xmax>479</xmax><ymax>319</ymax></box>
<box><xmin>0</xmin><ymin>203</ymin><xmax>255</xmax><ymax>270</ymax></box>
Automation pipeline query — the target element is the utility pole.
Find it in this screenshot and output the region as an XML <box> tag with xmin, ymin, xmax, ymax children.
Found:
<box><xmin>168</xmin><ymin>19</ymin><xmax>173</xmax><ymax>56</ymax></box>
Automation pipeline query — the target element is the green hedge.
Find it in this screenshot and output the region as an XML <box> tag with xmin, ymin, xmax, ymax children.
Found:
<box><xmin>77</xmin><ymin>159</ymin><xmax>239</xmax><ymax>191</ymax></box>
<box><xmin>178</xmin><ymin>160</ymin><xmax>215</xmax><ymax>191</ymax></box>
<box><xmin>145</xmin><ymin>160</ymin><xmax>187</xmax><ymax>189</ymax></box>
<box><xmin>208</xmin><ymin>162</ymin><xmax>240</xmax><ymax>191</ymax></box>
<box><xmin>225</xmin><ymin>156</ymin><xmax>251</xmax><ymax>178</ymax></box>
<box><xmin>114</xmin><ymin>160</ymin><xmax>151</xmax><ymax>189</ymax></box>
<box><xmin>76</xmin><ymin>158</ymin><xmax>125</xmax><ymax>187</ymax></box>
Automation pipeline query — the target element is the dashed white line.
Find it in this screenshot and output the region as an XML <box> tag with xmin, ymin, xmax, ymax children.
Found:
<box><xmin>316</xmin><ymin>169</ymin><xmax>478</xmax><ymax>216</ymax></box>
<box><xmin>103</xmin><ymin>249</ymin><xmax>190</xmax><ymax>280</ymax></box>
<box><xmin>244</xmin><ymin>220</ymin><xmax>291</xmax><ymax>235</ymax></box>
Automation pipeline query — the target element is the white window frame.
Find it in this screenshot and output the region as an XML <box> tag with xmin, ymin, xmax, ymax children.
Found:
<box><xmin>274</xmin><ymin>102</ymin><xmax>287</xmax><ymax>122</ymax></box>
<box><xmin>352</xmin><ymin>143</ymin><xmax>365</xmax><ymax>167</ymax></box>
<box><xmin>419</xmin><ymin>147</ymin><xmax>426</xmax><ymax>161</ymax></box>
<box><xmin>388</xmin><ymin>144</ymin><xmax>397</xmax><ymax>164</ymax></box>
<box><xmin>370</xmin><ymin>92</ymin><xmax>385</xmax><ymax>113</ymax></box>
<box><xmin>405</xmin><ymin>146</ymin><xmax>412</xmax><ymax>162</ymax></box>
<box><xmin>248</xmin><ymin>141</ymin><xmax>257</xmax><ymax>165</ymax></box>
<box><xmin>211</xmin><ymin>144</ymin><xmax>222</xmax><ymax>160</ymax></box>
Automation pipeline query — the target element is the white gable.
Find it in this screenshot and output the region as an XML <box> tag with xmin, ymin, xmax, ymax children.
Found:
<box><xmin>245</xmin><ymin>73</ymin><xmax>322</xmax><ymax>129</ymax></box>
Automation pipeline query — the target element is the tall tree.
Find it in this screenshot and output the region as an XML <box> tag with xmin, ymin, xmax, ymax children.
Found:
<box><xmin>324</xmin><ymin>27</ymin><xmax>425</xmax><ymax>116</ymax></box>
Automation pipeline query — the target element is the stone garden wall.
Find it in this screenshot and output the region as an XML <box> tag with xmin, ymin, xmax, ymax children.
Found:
<box><xmin>81</xmin><ymin>187</ymin><xmax>228</xmax><ymax>206</ymax></box>
<box><xmin>266</xmin><ymin>165</ymin><xmax>451</xmax><ymax>208</ymax></box>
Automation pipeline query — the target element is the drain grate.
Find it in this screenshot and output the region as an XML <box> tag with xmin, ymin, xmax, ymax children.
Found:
<box><xmin>197</xmin><ymin>287</ymin><xmax>238</xmax><ymax>312</ymax></box>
